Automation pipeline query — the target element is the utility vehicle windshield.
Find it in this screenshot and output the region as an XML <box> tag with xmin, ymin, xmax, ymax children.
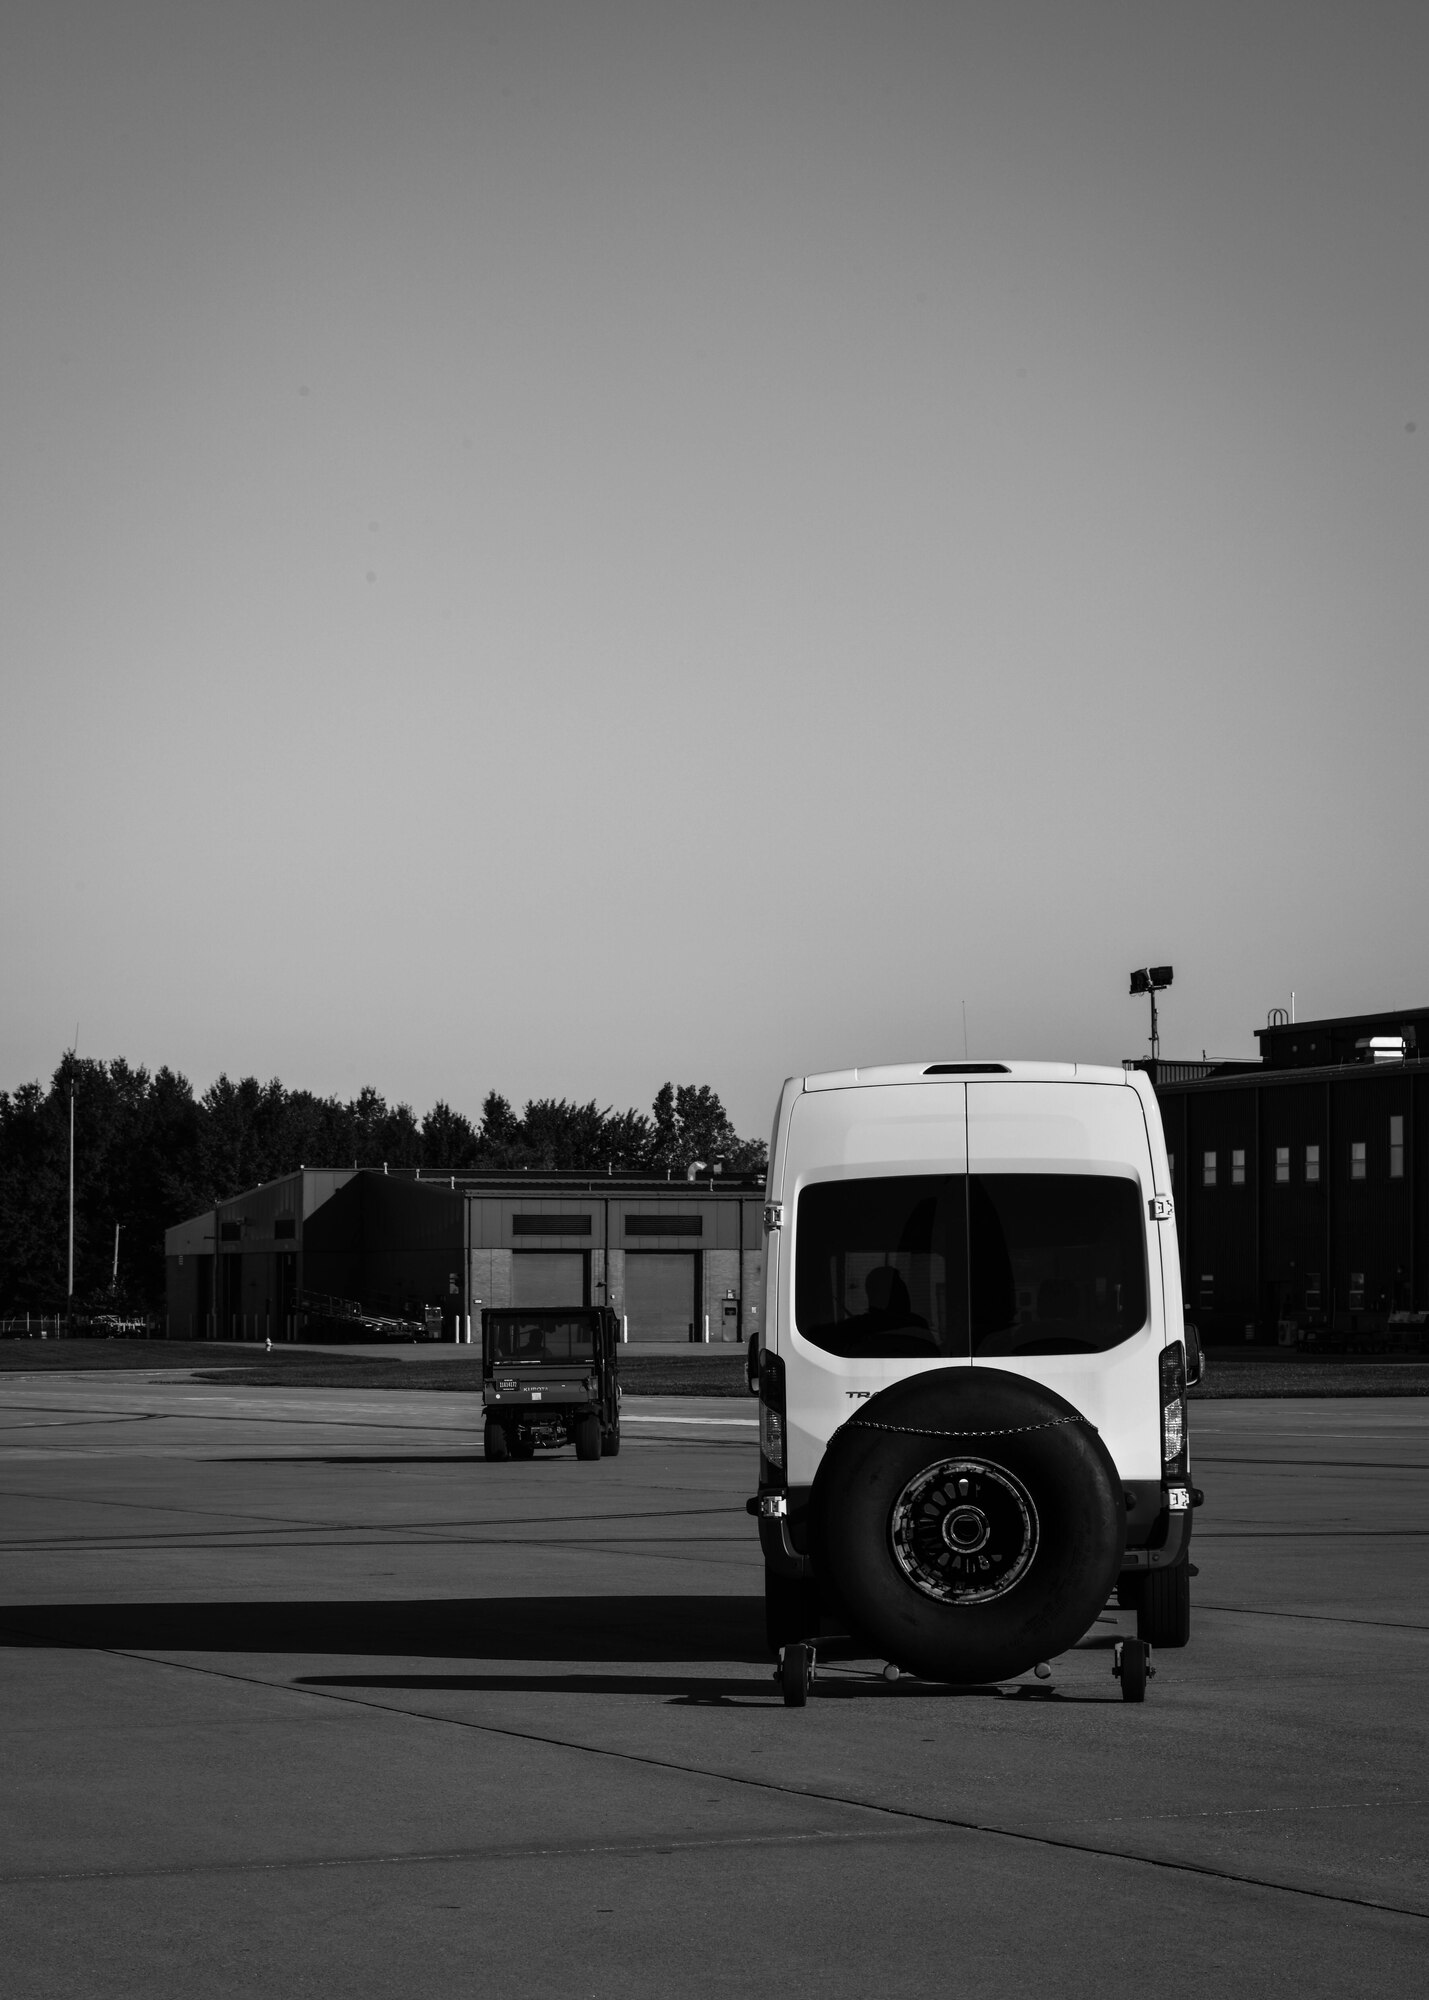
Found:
<box><xmin>795</xmin><ymin>1173</ymin><xmax>1147</xmax><ymax>1358</ymax></box>
<box><xmin>487</xmin><ymin>1315</ymin><xmax>596</xmax><ymax>1365</ymax></box>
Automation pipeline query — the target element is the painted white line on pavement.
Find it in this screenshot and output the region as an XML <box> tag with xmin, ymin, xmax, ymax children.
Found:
<box><xmin>621</xmin><ymin>1413</ymin><xmax>757</xmax><ymax>1427</ymax></box>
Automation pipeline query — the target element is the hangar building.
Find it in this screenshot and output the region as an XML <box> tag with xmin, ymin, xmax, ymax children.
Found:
<box><xmin>165</xmin><ymin>1168</ymin><xmax>767</xmax><ymax>1346</ymax></box>
<box><xmin>1144</xmin><ymin>1004</ymin><xmax>1428</xmax><ymax>1343</ymax></box>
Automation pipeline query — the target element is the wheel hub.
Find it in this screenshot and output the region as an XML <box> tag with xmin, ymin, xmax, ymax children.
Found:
<box><xmin>942</xmin><ymin>1504</ymin><xmax>991</xmax><ymax>1554</ymax></box>
<box><xmin>889</xmin><ymin>1457</ymin><xmax>1038</xmax><ymax>1605</ymax></box>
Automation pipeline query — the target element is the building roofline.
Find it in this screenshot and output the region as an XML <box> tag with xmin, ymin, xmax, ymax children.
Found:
<box><xmin>1150</xmin><ymin>1055</ymin><xmax>1425</xmax><ymax>1095</ymax></box>
<box><xmin>1254</xmin><ymin>1005</ymin><xmax>1429</xmax><ymax>1044</ymax></box>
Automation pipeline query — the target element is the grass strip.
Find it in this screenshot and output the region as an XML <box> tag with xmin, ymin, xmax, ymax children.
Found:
<box><xmin>4</xmin><ymin>1339</ymin><xmax>1428</xmax><ymax>1398</ymax></box>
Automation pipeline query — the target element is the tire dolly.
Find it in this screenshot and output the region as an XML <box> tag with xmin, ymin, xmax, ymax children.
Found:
<box><xmin>776</xmin><ymin>1643</ymin><xmax>1154</xmax><ymax>1705</ymax></box>
<box><xmin>1112</xmin><ymin>1637</ymin><xmax>1155</xmax><ymax>1702</ymax></box>
<box><xmin>775</xmin><ymin>1641</ymin><xmax>816</xmax><ymax>1706</ymax></box>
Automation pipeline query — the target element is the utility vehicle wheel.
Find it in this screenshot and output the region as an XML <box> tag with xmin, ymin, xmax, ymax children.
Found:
<box><xmin>600</xmin><ymin>1422</ymin><xmax>621</xmax><ymax>1457</ymax></box>
<box><xmin>511</xmin><ymin>1434</ymin><xmax>536</xmax><ymax>1460</ymax></box>
<box><xmin>483</xmin><ymin>1421</ymin><xmax>510</xmax><ymax>1462</ymax></box>
<box><xmin>1116</xmin><ymin>1638</ymin><xmax>1151</xmax><ymax>1702</ymax></box>
<box><xmin>780</xmin><ymin>1642</ymin><xmax>811</xmax><ymax>1707</ymax></box>
<box><xmin>814</xmin><ymin>1368</ymin><xmax>1125</xmax><ymax>1685</ymax></box>
<box><xmin>765</xmin><ymin>1568</ymin><xmax>820</xmax><ymax>1654</ymax></box>
<box><xmin>1137</xmin><ymin>1561</ymin><xmax>1190</xmax><ymax>1648</ymax></box>
<box><xmin>574</xmin><ymin>1413</ymin><xmax>602</xmax><ymax>1461</ymax></box>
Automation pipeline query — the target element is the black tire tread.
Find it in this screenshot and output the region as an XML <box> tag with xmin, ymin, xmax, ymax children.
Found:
<box><xmin>1137</xmin><ymin>1560</ymin><xmax>1191</xmax><ymax>1647</ymax></box>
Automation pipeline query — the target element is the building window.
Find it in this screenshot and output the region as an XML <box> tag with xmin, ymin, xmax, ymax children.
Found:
<box><xmin>1199</xmin><ymin>1272</ymin><xmax>1214</xmax><ymax>1309</ymax></box>
<box><xmin>1389</xmin><ymin>1115</ymin><xmax>1405</xmax><ymax>1179</ymax></box>
<box><xmin>1350</xmin><ymin>1141</ymin><xmax>1366</xmax><ymax>1181</ymax></box>
<box><xmin>1231</xmin><ymin>1148</ymin><xmax>1246</xmax><ymax>1186</ymax></box>
<box><xmin>274</xmin><ymin>1218</ymin><xmax>296</xmax><ymax>1240</ymax></box>
<box><xmin>1305</xmin><ymin>1144</ymin><xmax>1320</xmax><ymax>1183</ymax></box>
<box><xmin>1275</xmin><ymin>1146</ymin><xmax>1290</xmax><ymax>1184</ymax></box>
<box><xmin>1202</xmin><ymin>1150</ymin><xmax>1217</xmax><ymax>1188</ymax></box>
<box><xmin>1348</xmin><ymin>1271</ymin><xmax>1365</xmax><ymax>1310</ymax></box>
<box><xmin>1305</xmin><ymin>1271</ymin><xmax>1322</xmax><ymax>1310</ymax></box>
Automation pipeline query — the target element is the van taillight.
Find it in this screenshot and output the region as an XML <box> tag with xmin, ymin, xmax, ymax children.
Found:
<box><xmin>758</xmin><ymin>1349</ymin><xmax>786</xmax><ymax>1482</ymax></box>
<box><xmin>1160</xmin><ymin>1341</ymin><xmax>1187</xmax><ymax>1475</ymax></box>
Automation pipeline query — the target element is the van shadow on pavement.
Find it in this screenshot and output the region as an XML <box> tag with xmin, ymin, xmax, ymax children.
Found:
<box><xmin>0</xmin><ymin>1593</ymin><xmax>768</xmax><ymax>1664</ymax></box>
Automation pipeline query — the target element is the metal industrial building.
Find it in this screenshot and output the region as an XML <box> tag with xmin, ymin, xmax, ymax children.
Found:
<box><xmin>165</xmin><ymin>1168</ymin><xmax>767</xmax><ymax>1346</ymax></box>
<box><xmin>1144</xmin><ymin>1004</ymin><xmax>1428</xmax><ymax>1344</ymax></box>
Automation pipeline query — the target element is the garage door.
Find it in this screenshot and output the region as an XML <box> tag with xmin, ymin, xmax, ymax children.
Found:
<box><xmin>623</xmin><ymin>1252</ymin><xmax>697</xmax><ymax>1343</ymax></box>
<box><xmin>511</xmin><ymin>1252</ymin><xmax>587</xmax><ymax>1308</ymax></box>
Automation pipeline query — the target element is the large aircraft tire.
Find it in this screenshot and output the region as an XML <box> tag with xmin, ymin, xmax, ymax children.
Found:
<box><xmin>815</xmin><ymin>1367</ymin><xmax>1125</xmax><ymax>1684</ymax></box>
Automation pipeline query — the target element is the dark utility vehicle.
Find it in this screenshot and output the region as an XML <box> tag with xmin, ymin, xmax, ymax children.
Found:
<box><xmin>481</xmin><ymin>1307</ymin><xmax>621</xmax><ymax>1462</ymax></box>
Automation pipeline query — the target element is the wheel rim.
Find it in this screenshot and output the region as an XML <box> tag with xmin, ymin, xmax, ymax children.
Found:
<box><xmin>889</xmin><ymin>1456</ymin><xmax>1038</xmax><ymax>1605</ymax></box>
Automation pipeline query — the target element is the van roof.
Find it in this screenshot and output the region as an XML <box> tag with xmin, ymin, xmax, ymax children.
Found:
<box><xmin>802</xmin><ymin>1061</ymin><xmax>1132</xmax><ymax>1091</ymax></box>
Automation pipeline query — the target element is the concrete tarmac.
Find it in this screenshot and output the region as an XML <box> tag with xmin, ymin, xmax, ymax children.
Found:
<box><xmin>1</xmin><ymin>1372</ymin><xmax>1425</xmax><ymax>1998</ymax></box>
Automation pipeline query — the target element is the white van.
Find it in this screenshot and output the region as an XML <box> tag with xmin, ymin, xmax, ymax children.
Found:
<box><xmin>748</xmin><ymin>1061</ymin><xmax>1201</xmax><ymax>1705</ymax></box>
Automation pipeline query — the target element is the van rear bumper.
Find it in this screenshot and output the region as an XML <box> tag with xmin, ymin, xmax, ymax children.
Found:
<box><xmin>757</xmin><ymin>1485</ymin><xmax>814</xmax><ymax>1577</ymax></box>
<box><xmin>1120</xmin><ymin>1478</ymin><xmax>1197</xmax><ymax>1572</ymax></box>
<box><xmin>758</xmin><ymin>1481</ymin><xmax>1196</xmax><ymax>1578</ymax></box>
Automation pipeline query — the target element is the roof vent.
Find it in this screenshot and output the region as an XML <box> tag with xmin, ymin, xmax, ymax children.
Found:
<box><xmin>1356</xmin><ymin>1036</ymin><xmax>1406</xmax><ymax>1063</ymax></box>
<box><xmin>923</xmin><ymin>1062</ymin><xmax>1010</xmax><ymax>1075</ymax></box>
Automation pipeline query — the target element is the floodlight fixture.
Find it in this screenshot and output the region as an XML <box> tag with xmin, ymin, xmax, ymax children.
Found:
<box><xmin>1148</xmin><ymin>965</ymin><xmax>1174</xmax><ymax>990</ymax></box>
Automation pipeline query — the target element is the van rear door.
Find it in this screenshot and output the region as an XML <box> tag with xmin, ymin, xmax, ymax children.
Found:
<box><xmin>964</xmin><ymin>1080</ymin><xmax>1163</xmax><ymax>1483</ymax></box>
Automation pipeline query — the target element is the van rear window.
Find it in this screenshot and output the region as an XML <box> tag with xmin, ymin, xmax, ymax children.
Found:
<box><xmin>794</xmin><ymin>1177</ymin><xmax>965</xmax><ymax>1358</ymax></box>
<box><xmin>969</xmin><ymin>1175</ymin><xmax>1147</xmax><ymax>1356</ymax></box>
<box><xmin>795</xmin><ymin>1174</ymin><xmax>1146</xmax><ymax>1359</ymax></box>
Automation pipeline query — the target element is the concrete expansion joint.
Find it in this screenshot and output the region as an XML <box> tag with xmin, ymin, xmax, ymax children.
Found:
<box><xmin>53</xmin><ymin>1641</ymin><xmax>1424</xmax><ymax>1927</ymax></box>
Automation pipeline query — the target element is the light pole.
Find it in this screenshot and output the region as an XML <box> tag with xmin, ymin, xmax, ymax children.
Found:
<box><xmin>1129</xmin><ymin>965</ymin><xmax>1174</xmax><ymax>1060</ymax></box>
<box><xmin>67</xmin><ymin>1083</ymin><xmax>74</xmax><ymax>1335</ymax></box>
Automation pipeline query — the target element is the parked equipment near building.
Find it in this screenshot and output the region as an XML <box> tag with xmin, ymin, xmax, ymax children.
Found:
<box><xmin>749</xmin><ymin>1060</ymin><xmax>1203</xmax><ymax>1705</ymax></box>
<box><xmin>481</xmin><ymin>1307</ymin><xmax>621</xmax><ymax>1461</ymax></box>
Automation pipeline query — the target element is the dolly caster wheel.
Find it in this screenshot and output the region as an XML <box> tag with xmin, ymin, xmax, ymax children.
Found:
<box><xmin>1114</xmin><ymin>1639</ymin><xmax>1154</xmax><ymax>1702</ymax></box>
<box><xmin>778</xmin><ymin>1642</ymin><xmax>813</xmax><ymax>1707</ymax></box>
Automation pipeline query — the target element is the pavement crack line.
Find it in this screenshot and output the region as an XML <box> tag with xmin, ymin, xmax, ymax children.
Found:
<box><xmin>1195</xmin><ymin>1457</ymin><xmax>1429</xmax><ymax>1472</ymax></box>
<box><xmin>0</xmin><ymin>1823</ymin><xmax>927</xmax><ymax>1891</ymax></box>
<box><xmin>0</xmin><ymin>1501</ymin><xmax>739</xmax><ymax>1553</ymax></box>
<box><xmin>1198</xmin><ymin>1602</ymin><xmax>1429</xmax><ymax>1633</ymax></box>
<box><xmin>0</xmin><ymin>1415</ymin><xmax>160</xmax><ymax>1434</ymax></box>
<box><xmin>21</xmin><ymin>1638</ymin><xmax>1428</xmax><ymax>1926</ymax></box>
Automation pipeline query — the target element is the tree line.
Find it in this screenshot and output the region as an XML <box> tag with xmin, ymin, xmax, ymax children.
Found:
<box><xmin>0</xmin><ymin>1057</ymin><xmax>768</xmax><ymax>1314</ymax></box>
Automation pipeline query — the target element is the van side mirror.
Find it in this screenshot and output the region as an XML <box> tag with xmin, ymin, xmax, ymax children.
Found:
<box><xmin>747</xmin><ymin>1333</ymin><xmax>759</xmax><ymax>1395</ymax></box>
<box><xmin>1184</xmin><ymin>1323</ymin><xmax>1205</xmax><ymax>1386</ymax></box>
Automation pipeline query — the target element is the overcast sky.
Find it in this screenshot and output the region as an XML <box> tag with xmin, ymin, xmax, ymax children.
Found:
<box><xmin>2</xmin><ymin>1</ymin><xmax>1426</xmax><ymax>1135</ymax></box>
